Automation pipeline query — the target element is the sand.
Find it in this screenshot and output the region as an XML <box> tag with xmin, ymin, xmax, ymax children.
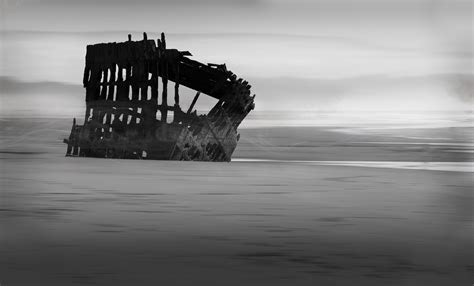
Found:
<box><xmin>0</xmin><ymin>117</ymin><xmax>472</xmax><ymax>285</ymax></box>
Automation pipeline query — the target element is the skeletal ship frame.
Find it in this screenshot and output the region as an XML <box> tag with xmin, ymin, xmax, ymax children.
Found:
<box><xmin>64</xmin><ymin>33</ymin><xmax>255</xmax><ymax>161</ymax></box>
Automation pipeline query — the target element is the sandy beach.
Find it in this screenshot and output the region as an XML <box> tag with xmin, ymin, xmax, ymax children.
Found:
<box><xmin>0</xmin><ymin>116</ymin><xmax>472</xmax><ymax>285</ymax></box>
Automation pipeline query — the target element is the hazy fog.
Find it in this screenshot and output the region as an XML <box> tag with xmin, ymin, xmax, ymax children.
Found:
<box><xmin>1</xmin><ymin>0</ymin><xmax>472</xmax><ymax>115</ymax></box>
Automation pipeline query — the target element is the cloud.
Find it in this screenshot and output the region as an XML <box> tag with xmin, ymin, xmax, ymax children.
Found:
<box><xmin>248</xmin><ymin>74</ymin><xmax>473</xmax><ymax>111</ymax></box>
<box><xmin>0</xmin><ymin>76</ymin><xmax>81</xmax><ymax>95</ymax></box>
<box><xmin>1</xmin><ymin>74</ymin><xmax>471</xmax><ymax>118</ymax></box>
<box><xmin>0</xmin><ymin>76</ymin><xmax>84</xmax><ymax>117</ymax></box>
<box><xmin>2</xmin><ymin>0</ymin><xmax>262</xmax><ymax>7</ymax></box>
<box><xmin>2</xmin><ymin>0</ymin><xmax>471</xmax><ymax>39</ymax></box>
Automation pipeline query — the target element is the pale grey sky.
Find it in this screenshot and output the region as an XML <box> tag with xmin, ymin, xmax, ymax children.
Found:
<box><xmin>0</xmin><ymin>0</ymin><xmax>472</xmax><ymax>113</ymax></box>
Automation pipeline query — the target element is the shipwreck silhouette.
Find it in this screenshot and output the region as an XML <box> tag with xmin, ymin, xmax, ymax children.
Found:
<box><xmin>64</xmin><ymin>33</ymin><xmax>255</xmax><ymax>161</ymax></box>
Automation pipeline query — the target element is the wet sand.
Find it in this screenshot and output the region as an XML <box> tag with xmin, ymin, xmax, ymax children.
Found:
<box><xmin>0</xmin><ymin>118</ymin><xmax>472</xmax><ymax>285</ymax></box>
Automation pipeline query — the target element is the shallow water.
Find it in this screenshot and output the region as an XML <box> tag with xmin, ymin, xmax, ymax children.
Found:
<box><xmin>233</xmin><ymin>159</ymin><xmax>474</xmax><ymax>172</ymax></box>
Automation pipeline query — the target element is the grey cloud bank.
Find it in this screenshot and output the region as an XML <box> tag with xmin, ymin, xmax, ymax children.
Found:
<box><xmin>0</xmin><ymin>1</ymin><xmax>472</xmax><ymax>113</ymax></box>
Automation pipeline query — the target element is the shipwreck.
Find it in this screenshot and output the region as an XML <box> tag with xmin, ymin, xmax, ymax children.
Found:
<box><xmin>64</xmin><ymin>33</ymin><xmax>255</xmax><ymax>161</ymax></box>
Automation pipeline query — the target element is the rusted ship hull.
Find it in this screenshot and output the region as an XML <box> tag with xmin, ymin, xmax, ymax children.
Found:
<box><xmin>64</xmin><ymin>33</ymin><xmax>254</xmax><ymax>161</ymax></box>
<box><xmin>65</xmin><ymin>112</ymin><xmax>239</xmax><ymax>161</ymax></box>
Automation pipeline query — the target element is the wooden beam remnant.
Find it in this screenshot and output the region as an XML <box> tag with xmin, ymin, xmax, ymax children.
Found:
<box><xmin>187</xmin><ymin>91</ymin><xmax>201</xmax><ymax>114</ymax></box>
<box><xmin>64</xmin><ymin>32</ymin><xmax>255</xmax><ymax>162</ymax></box>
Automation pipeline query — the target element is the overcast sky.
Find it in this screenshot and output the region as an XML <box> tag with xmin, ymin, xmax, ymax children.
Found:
<box><xmin>0</xmin><ymin>0</ymin><xmax>472</xmax><ymax>114</ymax></box>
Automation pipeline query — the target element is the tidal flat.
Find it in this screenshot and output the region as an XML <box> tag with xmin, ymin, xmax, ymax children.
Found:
<box><xmin>0</xmin><ymin>116</ymin><xmax>472</xmax><ymax>285</ymax></box>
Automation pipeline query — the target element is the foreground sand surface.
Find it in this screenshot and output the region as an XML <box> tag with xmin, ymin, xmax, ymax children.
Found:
<box><xmin>0</xmin><ymin>118</ymin><xmax>472</xmax><ymax>285</ymax></box>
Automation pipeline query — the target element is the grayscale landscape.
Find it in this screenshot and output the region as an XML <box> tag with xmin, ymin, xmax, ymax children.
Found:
<box><xmin>1</xmin><ymin>113</ymin><xmax>472</xmax><ymax>285</ymax></box>
<box><xmin>1</xmin><ymin>0</ymin><xmax>472</xmax><ymax>285</ymax></box>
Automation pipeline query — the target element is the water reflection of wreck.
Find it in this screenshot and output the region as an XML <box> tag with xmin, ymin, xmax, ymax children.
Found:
<box><xmin>64</xmin><ymin>33</ymin><xmax>255</xmax><ymax>161</ymax></box>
